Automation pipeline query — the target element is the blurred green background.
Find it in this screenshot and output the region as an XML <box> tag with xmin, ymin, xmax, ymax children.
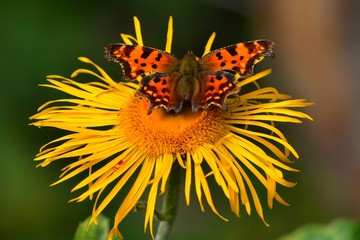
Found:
<box><xmin>1</xmin><ymin>0</ymin><xmax>359</xmax><ymax>239</ymax></box>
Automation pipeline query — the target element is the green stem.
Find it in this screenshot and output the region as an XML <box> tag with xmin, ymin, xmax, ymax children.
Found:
<box><xmin>155</xmin><ymin>161</ymin><xmax>181</xmax><ymax>240</ymax></box>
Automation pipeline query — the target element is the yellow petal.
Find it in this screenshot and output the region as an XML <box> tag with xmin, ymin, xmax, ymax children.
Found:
<box><xmin>165</xmin><ymin>16</ymin><xmax>173</xmax><ymax>53</ymax></box>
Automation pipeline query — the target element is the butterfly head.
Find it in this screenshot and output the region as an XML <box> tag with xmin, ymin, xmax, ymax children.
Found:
<box><xmin>180</xmin><ymin>51</ymin><xmax>200</xmax><ymax>74</ymax></box>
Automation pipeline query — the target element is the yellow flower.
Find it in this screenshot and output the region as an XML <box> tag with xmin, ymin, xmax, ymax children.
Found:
<box><xmin>30</xmin><ymin>16</ymin><xmax>313</xmax><ymax>239</ymax></box>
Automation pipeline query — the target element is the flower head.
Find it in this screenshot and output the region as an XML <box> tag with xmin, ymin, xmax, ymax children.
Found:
<box><xmin>31</xmin><ymin>16</ymin><xmax>313</xmax><ymax>239</ymax></box>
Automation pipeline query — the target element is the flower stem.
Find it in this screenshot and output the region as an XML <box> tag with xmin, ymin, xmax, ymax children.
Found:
<box><xmin>155</xmin><ymin>161</ymin><xmax>181</xmax><ymax>240</ymax></box>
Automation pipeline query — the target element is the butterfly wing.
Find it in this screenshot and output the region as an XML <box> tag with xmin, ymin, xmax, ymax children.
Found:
<box><xmin>104</xmin><ymin>44</ymin><xmax>179</xmax><ymax>81</ymax></box>
<box><xmin>191</xmin><ymin>71</ymin><xmax>239</xmax><ymax>112</ymax></box>
<box><xmin>136</xmin><ymin>73</ymin><xmax>184</xmax><ymax>114</ymax></box>
<box><xmin>200</xmin><ymin>40</ymin><xmax>274</xmax><ymax>78</ymax></box>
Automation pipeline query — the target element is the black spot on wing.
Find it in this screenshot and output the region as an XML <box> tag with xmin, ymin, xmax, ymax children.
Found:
<box><xmin>141</xmin><ymin>48</ymin><xmax>153</xmax><ymax>59</ymax></box>
<box><xmin>122</xmin><ymin>45</ymin><xmax>135</xmax><ymax>57</ymax></box>
<box><xmin>257</xmin><ymin>40</ymin><xmax>268</xmax><ymax>48</ymax></box>
<box><xmin>208</xmin><ymin>86</ymin><xmax>215</xmax><ymax>91</ymax></box>
<box><xmin>226</xmin><ymin>45</ymin><xmax>238</xmax><ymax>56</ymax></box>
<box><xmin>243</xmin><ymin>42</ymin><xmax>255</xmax><ymax>53</ymax></box>
<box><xmin>136</xmin><ymin>69</ymin><xmax>145</xmax><ymax>76</ymax></box>
<box><xmin>155</xmin><ymin>53</ymin><xmax>163</xmax><ymax>62</ymax></box>
<box><xmin>215</xmin><ymin>74</ymin><xmax>223</xmax><ymax>80</ymax></box>
<box><xmin>142</xmin><ymin>73</ymin><xmax>168</xmax><ymax>85</ymax></box>
<box><xmin>215</xmin><ymin>52</ymin><xmax>223</xmax><ymax>60</ymax></box>
<box><xmin>232</xmin><ymin>66</ymin><xmax>240</xmax><ymax>72</ymax></box>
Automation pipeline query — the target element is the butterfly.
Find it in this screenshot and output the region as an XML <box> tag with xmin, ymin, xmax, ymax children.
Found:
<box><xmin>104</xmin><ymin>40</ymin><xmax>274</xmax><ymax>114</ymax></box>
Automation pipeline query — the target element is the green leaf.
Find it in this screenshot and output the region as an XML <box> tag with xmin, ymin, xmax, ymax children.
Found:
<box><xmin>278</xmin><ymin>218</ymin><xmax>360</xmax><ymax>240</ymax></box>
<box><xmin>73</xmin><ymin>214</ymin><xmax>121</xmax><ymax>240</ymax></box>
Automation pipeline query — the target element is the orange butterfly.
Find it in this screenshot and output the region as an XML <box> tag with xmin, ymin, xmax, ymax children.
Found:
<box><xmin>104</xmin><ymin>40</ymin><xmax>274</xmax><ymax>114</ymax></box>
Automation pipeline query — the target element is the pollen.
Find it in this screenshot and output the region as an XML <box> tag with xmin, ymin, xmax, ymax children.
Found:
<box><xmin>119</xmin><ymin>97</ymin><xmax>227</xmax><ymax>157</ymax></box>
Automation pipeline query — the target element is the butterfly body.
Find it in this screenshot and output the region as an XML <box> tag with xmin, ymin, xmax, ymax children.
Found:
<box><xmin>177</xmin><ymin>52</ymin><xmax>200</xmax><ymax>100</ymax></box>
<box><xmin>104</xmin><ymin>40</ymin><xmax>274</xmax><ymax>114</ymax></box>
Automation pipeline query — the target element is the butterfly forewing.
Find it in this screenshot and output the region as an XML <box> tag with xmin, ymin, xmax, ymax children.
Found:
<box><xmin>104</xmin><ymin>44</ymin><xmax>178</xmax><ymax>81</ymax></box>
<box><xmin>104</xmin><ymin>39</ymin><xmax>274</xmax><ymax>114</ymax></box>
<box><xmin>200</xmin><ymin>40</ymin><xmax>274</xmax><ymax>78</ymax></box>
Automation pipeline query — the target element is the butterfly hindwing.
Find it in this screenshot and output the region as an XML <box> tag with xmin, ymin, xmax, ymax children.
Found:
<box><xmin>104</xmin><ymin>44</ymin><xmax>178</xmax><ymax>81</ymax></box>
<box><xmin>136</xmin><ymin>73</ymin><xmax>183</xmax><ymax>114</ymax></box>
<box><xmin>192</xmin><ymin>71</ymin><xmax>239</xmax><ymax>112</ymax></box>
<box><xmin>200</xmin><ymin>40</ymin><xmax>274</xmax><ymax>78</ymax></box>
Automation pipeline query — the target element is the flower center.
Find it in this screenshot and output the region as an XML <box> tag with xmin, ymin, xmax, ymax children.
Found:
<box><xmin>119</xmin><ymin>97</ymin><xmax>227</xmax><ymax>158</ymax></box>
